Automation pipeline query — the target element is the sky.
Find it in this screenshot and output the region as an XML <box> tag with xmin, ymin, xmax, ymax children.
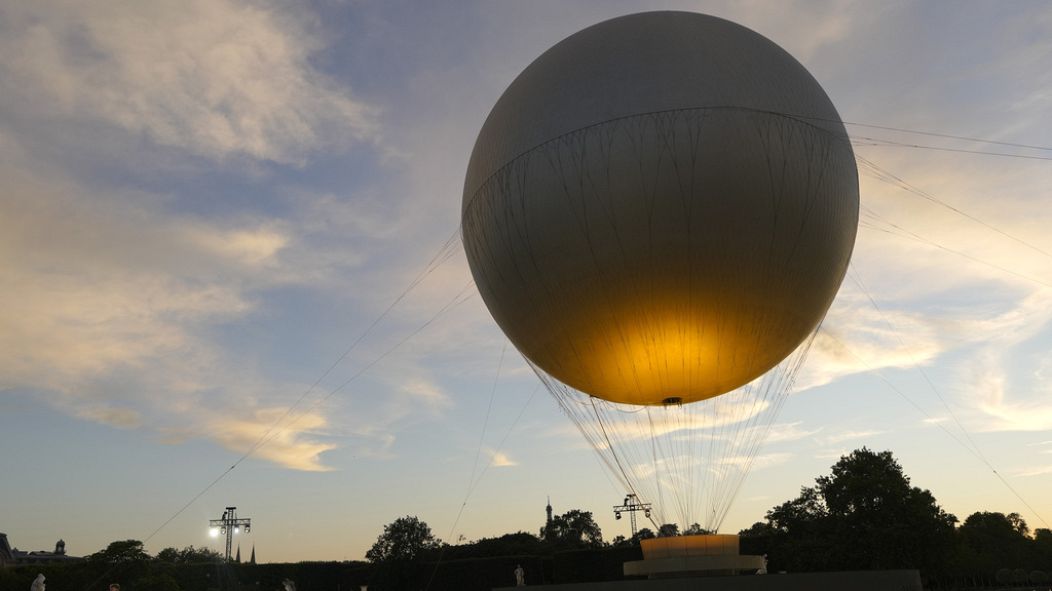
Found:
<box><xmin>1</xmin><ymin>0</ymin><xmax>1051</xmax><ymax>564</ymax></box>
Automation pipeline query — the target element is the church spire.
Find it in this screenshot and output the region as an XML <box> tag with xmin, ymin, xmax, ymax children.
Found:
<box><xmin>250</xmin><ymin>545</ymin><xmax>256</xmax><ymax>564</ymax></box>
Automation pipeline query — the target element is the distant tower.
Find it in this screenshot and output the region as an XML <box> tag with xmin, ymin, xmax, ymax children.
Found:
<box><xmin>236</xmin><ymin>544</ymin><xmax>241</xmax><ymax>563</ymax></box>
<box><xmin>250</xmin><ymin>545</ymin><xmax>256</xmax><ymax>565</ymax></box>
<box><xmin>55</xmin><ymin>540</ymin><xmax>66</xmax><ymax>555</ymax></box>
<box><xmin>544</xmin><ymin>496</ymin><xmax>553</xmax><ymax>541</ymax></box>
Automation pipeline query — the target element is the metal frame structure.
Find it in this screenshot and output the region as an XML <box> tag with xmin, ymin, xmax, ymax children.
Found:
<box><xmin>209</xmin><ymin>506</ymin><xmax>251</xmax><ymax>561</ymax></box>
<box><xmin>613</xmin><ymin>493</ymin><xmax>651</xmax><ymax>538</ymax></box>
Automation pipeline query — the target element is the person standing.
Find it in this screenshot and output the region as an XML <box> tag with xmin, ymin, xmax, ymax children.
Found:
<box><xmin>514</xmin><ymin>564</ymin><xmax>525</xmax><ymax>586</ymax></box>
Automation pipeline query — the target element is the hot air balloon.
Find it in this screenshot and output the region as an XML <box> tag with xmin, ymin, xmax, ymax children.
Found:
<box><xmin>462</xmin><ymin>11</ymin><xmax>857</xmax><ymax>532</ymax></box>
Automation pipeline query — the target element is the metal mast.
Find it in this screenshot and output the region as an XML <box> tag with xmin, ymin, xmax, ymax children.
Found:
<box><xmin>613</xmin><ymin>493</ymin><xmax>651</xmax><ymax>538</ymax></box>
<box><xmin>209</xmin><ymin>506</ymin><xmax>251</xmax><ymax>561</ymax></box>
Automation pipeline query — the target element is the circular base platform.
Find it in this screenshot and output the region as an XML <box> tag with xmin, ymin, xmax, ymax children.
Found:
<box><xmin>624</xmin><ymin>554</ymin><xmax>765</xmax><ymax>578</ymax></box>
<box><xmin>628</xmin><ymin>534</ymin><xmax>763</xmax><ymax>578</ymax></box>
<box><xmin>640</xmin><ymin>534</ymin><xmax>740</xmax><ymax>560</ymax></box>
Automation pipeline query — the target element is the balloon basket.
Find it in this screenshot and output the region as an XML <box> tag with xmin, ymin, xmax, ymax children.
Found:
<box><xmin>624</xmin><ymin>534</ymin><xmax>764</xmax><ymax>579</ymax></box>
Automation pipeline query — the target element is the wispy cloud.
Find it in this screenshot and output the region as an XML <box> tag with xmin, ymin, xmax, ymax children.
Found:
<box><xmin>402</xmin><ymin>378</ymin><xmax>453</xmax><ymax>409</ymax></box>
<box><xmin>204</xmin><ymin>408</ymin><xmax>336</xmax><ymax>472</ymax></box>
<box><xmin>720</xmin><ymin>0</ymin><xmax>874</xmax><ymax>64</ymax></box>
<box><xmin>0</xmin><ymin>97</ymin><xmax>349</xmax><ymax>474</ymax></box>
<box><xmin>75</xmin><ymin>405</ymin><xmax>143</xmax><ymax>430</ymax></box>
<box><xmin>0</xmin><ymin>0</ymin><xmax>377</xmax><ymax>164</ymax></box>
<box><xmin>798</xmin><ymin>170</ymin><xmax>1052</xmax><ymax>431</ymax></box>
<box><xmin>964</xmin><ymin>352</ymin><xmax>1052</xmax><ymax>432</ymax></box>
<box><xmin>762</xmin><ymin>422</ymin><xmax>824</xmax><ymax>444</ymax></box>
<box><xmin>0</xmin><ymin>170</ymin><xmax>259</xmax><ymax>394</ymax></box>
<box><xmin>798</xmin><ymin>292</ymin><xmax>944</xmax><ymax>391</ymax></box>
<box><xmin>0</xmin><ymin>0</ymin><xmax>419</xmax><ymax>474</ymax></box>
<box><xmin>819</xmin><ymin>429</ymin><xmax>887</xmax><ymax>445</ymax></box>
<box><xmin>488</xmin><ymin>450</ymin><xmax>517</xmax><ymax>468</ymax></box>
<box><xmin>1013</xmin><ymin>465</ymin><xmax>1052</xmax><ymax>478</ymax></box>
<box><xmin>814</xmin><ymin>448</ymin><xmax>853</xmax><ymax>461</ymax></box>
<box><xmin>720</xmin><ymin>452</ymin><xmax>794</xmax><ymax>471</ymax></box>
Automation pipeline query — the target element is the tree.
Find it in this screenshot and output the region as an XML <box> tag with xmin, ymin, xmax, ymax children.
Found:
<box><xmin>156</xmin><ymin>547</ymin><xmax>179</xmax><ymax>563</ymax></box>
<box><xmin>366</xmin><ymin>516</ymin><xmax>441</xmax><ymax>562</ymax></box>
<box><xmin>156</xmin><ymin>545</ymin><xmax>223</xmax><ymax>564</ymax></box>
<box><xmin>1035</xmin><ymin>529</ymin><xmax>1052</xmax><ymax>571</ymax></box>
<box><xmin>89</xmin><ymin>540</ymin><xmax>151</xmax><ymax>564</ymax></box>
<box><xmin>441</xmin><ymin>532</ymin><xmax>546</xmax><ymax>560</ymax></box>
<box><xmin>958</xmin><ymin>511</ymin><xmax>1032</xmax><ymax>574</ymax></box>
<box><xmin>1006</xmin><ymin>512</ymin><xmax>1030</xmax><ymax>537</ymax></box>
<box><xmin>657</xmin><ymin>523</ymin><xmax>679</xmax><ymax>537</ymax></box>
<box><xmin>541</xmin><ymin>509</ymin><xmax>603</xmax><ymax>547</ymax></box>
<box><xmin>765</xmin><ymin>448</ymin><xmax>957</xmax><ymax>575</ymax></box>
<box><xmin>738</xmin><ymin>521</ymin><xmax>777</xmax><ymax>559</ymax></box>
<box><xmin>765</xmin><ymin>486</ymin><xmax>834</xmax><ymax>572</ymax></box>
<box><xmin>684</xmin><ymin>523</ymin><xmax>710</xmax><ymax>535</ymax></box>
<box><xmin>738</xmin><ymin>522</ymin><xmax>775</xmax><ymax>537</ymax></box>
<box><xmin>631</xmin><ymin>528</ymin><xmax>655</xmax><ymax>543</ymax></box>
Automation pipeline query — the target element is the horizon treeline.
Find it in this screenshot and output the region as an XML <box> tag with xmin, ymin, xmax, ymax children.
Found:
<box><xmin>3</xmin><ymin>448</ymin><xmax>1050</xmax><ymax>591</ymax></box>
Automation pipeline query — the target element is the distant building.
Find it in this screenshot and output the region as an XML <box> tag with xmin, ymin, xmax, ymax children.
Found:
<box><xmin>0</xmin><ymin>533</ymin><xmax>13</xmax><ymax>567</ymax></box>
<box><xmin>0</xmin><ymin>533</ymin><xmax>84</xmax><ymax>566</ymax></box>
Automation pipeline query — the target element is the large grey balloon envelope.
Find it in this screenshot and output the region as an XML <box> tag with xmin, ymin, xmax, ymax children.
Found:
<box><xmin>462</xmin><ymin>11</ymin><xmax>858</xmax><ymax>406</ymax></box>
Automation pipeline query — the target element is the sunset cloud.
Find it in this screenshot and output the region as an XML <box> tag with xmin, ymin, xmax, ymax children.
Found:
<box><xmin>204</xmin><ymin>407</ymin><xmax>336</xmax><ymax>472</ymax></box>
<box><xmin>0</xmin><ymin>0</ymin><xmax>377</xmax><ymax>164</ymax></box>
<box><xmin>488</xmin><ymin>450</ymin><xmax>518</xmax><ymax>468</ymax></box>
<box><xmin>819</xmin><ymin>429</ymin><xmax>886</xmax><ymax>445</ymax></box>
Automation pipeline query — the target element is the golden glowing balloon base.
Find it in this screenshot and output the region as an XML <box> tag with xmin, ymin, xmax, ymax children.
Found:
<box><xmin>623</xmin><ymin>535</ymin><xmax>764</xmax><ymax>579</ymax></box>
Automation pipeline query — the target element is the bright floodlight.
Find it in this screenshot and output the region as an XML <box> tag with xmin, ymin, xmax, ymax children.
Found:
<box><xmin>209</xmin><ymin>527</ymin><xmax>219</xmax><ymax>538</ymax></box>
<box><xmin>209</xmin><ymin>506</ymin><xmax>251</xmax><ymax>561</ymax></box>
